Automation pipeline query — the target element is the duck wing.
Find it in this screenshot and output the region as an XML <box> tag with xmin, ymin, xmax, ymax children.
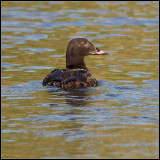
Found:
<box><xmin>42</xmin><ymin>69</ymin><xmax>97</xmax><ymax>89</ymax></box>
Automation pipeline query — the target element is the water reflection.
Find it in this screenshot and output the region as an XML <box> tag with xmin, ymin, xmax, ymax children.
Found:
<box><xmin>1</xmin><ymin>1</ymin><xmax>159</xmax><ymax>159</ymax></box>
<box><xmin>65</xmin><ymin>89</ymin><xmax>89</xmax><ymax>106</ymax></box>
<box><xmin>48</xmin><ymin>88</ymin><xmax>90</xmax><ymax>106</ymax></box>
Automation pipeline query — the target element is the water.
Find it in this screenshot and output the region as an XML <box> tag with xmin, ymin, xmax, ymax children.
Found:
<box><xmin>1</xmin><ymin>1</ymin><xmax>159</xmax><ymax>159</ymax></box>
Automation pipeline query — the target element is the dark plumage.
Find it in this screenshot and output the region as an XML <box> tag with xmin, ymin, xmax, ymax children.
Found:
<box><xmin>42</xmin><ymin>38</ymin><xmax>108</xmax><ymax>90</ymax></box>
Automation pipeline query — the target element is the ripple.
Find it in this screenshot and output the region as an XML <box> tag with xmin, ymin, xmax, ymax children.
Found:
<box><xmin>19</xmin><ymin>66</ymin><xmax>54</xmax><ymax>70</ymax></box>
<box><xmin>142</xmin><ymin>39</ymin><xmax>157</xmax><ymax>41</ymax></box>
<box><xmin>2</xmin><ymin>129</ymin><xmax>27</xmax><ymax>134</ymax></box>
<box><xmin>19</xmin><ymin>48</ymin><xmax>55</xmax><ymax>52</ymax></box>
<box><xmin>2</xmin><ymin>77</ymin><xmax>11</xmax><ymax>79</ymax></box>
<box><xmin>1</xmin><ymin>44</ymin><xmax>14</xmax><ymax>49</ymax></box>
<box><xmin>77</xmin><ymin>31</ymin><xmax>99</xmax><ymax>34</ymax></box>
<box><xmin>50</xmin><ymin>55</ymin><xmax>64</xmax><ymax>58</ymax></box>
<box><xmin>2</xmin><ymin>63</ymin><xmax>20</xmax><ymax>68</ymax></box>
<box><xmin>126</xmin><ymin>71</ymin><xmax>155</xmax><ymax>78</ymax></box>
<box><xmin>109</xmin><ymin>69</ymin><xmax>122</xmax><ymax>72</ymax></box>
<box><xmin>2</xmin><ymin>27</ymin><xmax>35</xmax><ymax>32</ymax></box>
<box><xmin>139</xmin><ymin>44</ymin><xmax>158</xmax><ymax>47</ymax></box>
<box><xmin>7</xmin><ymin>97</ymin><xmax>35</xmax><ymax>100</ymax></box>
<box><xmin>2</xmin><ymin>56</ymin><xmax>17</xmax><ymax>59</ymax></box>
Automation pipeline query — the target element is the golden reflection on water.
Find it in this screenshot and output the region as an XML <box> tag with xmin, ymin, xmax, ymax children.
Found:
<box><xmin>1</xmin><ymin>1</ymin><xmax>159</xmax><ymax>159</ymax></box>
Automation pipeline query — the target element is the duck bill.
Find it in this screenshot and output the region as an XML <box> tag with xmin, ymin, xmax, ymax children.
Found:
<box><xmin>89</xmin><ymin>50</ymin><xmax>109</xmax><ymax>55</ymax></box>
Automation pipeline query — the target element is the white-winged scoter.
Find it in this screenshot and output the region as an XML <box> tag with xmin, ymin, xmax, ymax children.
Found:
<box><xmin>42</xmin><ymin>38</ymin><xmax>108</xmax><ymax>90</ymax></box>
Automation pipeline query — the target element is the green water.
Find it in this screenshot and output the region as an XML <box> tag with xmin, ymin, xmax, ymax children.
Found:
<box><xmin>1</xmin><ymin>1</ymin><xmax>159</xmax><ymax>159</ymax></box>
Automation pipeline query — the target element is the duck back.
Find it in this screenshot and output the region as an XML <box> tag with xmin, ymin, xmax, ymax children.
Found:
<box><xmin>42</xmin><ymin>69</ymin><xmax>97</xmax><ymax>90</ymax></box>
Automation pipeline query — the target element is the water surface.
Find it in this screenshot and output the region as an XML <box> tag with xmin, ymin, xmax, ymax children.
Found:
<box><xmin>1</xmin><ymin>1</ymin><xmax>159</xmax><ymax>159</ymax></box>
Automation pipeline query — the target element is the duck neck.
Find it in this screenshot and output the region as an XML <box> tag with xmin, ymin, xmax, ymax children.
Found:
<box><xmin>66</xmin><ymin>55</ymin><xmax>88</xmax><ymax>70</ymax></box>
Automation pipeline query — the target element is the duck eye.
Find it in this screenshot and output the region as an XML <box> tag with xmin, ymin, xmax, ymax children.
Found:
<box><xmin>96</xmin><ymin>47</ymin><xmax>100</xmax><ymax>52</ymax></box>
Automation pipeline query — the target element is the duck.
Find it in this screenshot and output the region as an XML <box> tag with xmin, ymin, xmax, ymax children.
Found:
<box><xmin>42</xmin><ymin>38</ymin><xmax>108</xmax><ymax>90</ymax></box>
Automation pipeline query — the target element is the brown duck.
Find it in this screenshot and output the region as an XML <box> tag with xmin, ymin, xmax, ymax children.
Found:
<box><xmin>42</xmin><ymin>38</ymin><xmax>108</xmax><ymax>90</ymax></box>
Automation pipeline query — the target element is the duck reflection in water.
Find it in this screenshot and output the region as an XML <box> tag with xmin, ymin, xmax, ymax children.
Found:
<box><xmin>48</xmin><ymin>88</ymin><xmax>91</xmax><ymax>107</ymax></box>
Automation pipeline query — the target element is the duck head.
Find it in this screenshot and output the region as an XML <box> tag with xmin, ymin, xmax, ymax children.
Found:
<box><xmin>66</xmin><ymin>38</ymin><xmax>108</xmax><ymax>70</ymax></box>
